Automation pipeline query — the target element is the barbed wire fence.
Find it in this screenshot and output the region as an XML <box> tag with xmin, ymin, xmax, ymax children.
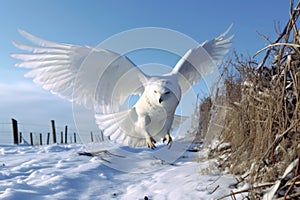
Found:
<box><xmin>0</xmin><ymin>119</ymin><xmax>104</xmax><ymax>146</ymax></box>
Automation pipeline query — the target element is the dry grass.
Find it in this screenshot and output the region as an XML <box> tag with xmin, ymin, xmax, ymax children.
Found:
<box><xmin>198</xmin><ymin>0</ymin><xmax>300</xmax><ymax>197</ymax></box>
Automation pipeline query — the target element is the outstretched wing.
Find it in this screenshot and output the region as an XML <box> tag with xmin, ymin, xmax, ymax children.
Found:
<box><xmin>11</xmin><ymin>29</ymin><xmax>146</xmax><ymax>112</ymax></box>
<box><xmin>172</xmin><ymin>26</ymin><xmax>233</xmax><ymax>93</ymax></box>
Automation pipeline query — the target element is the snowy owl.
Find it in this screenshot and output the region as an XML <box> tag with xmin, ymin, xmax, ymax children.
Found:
<box><xmin>11</xmin><ymin>28</ymin><xmax>232</xmax><ymax>149</ymax></box>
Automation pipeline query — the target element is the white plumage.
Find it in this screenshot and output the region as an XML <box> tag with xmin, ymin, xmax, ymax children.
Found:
<box><xmin>11</xmin><ymin>27</ymin><xmax>232</xmax><ymax>149</ymax></box>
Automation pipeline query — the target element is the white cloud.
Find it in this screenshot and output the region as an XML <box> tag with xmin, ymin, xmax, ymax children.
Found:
<box><xmin>0</xmin><ymin>81</ymin><xmax>54</xmax><ymax>102</ymax></box>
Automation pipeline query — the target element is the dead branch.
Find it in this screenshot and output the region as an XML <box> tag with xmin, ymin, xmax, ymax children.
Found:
<box><xmin>277</xmin><ymin>191</ymin><xmax>300</xmax><ymax>200</ymax></box>
<box><xmin>215</xmin><ymin>183</ymin><xmax>275</xmax><ymax>200</ymax></box>
<box><xmin>257</xmin><ymin>0</ymin><xmax>300</xmax><ymax>69</ymax></box>
<box><xmin>254</xmin><ymin>42</ymin><xmax>300</xmax><ymax>57</ymax></box>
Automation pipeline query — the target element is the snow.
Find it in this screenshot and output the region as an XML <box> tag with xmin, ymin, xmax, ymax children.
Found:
<box><xmin>0</xmin><ymin>141</ymin><xmax>244</xmax><ymax>200</ymax></box>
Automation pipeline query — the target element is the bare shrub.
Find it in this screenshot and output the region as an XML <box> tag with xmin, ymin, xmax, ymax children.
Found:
<box><xmin>199</xmin><ymin>0</ymin><xmax>300</xmax><ymax>190</ymax></box>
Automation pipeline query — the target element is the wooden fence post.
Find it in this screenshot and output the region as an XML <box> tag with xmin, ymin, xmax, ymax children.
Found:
<box><xmin>47</xmin><ymin>132</ymin><xmax>50</xmax><ymax>145</ymax></box>
<box><xmin>11</xmin><ymin>118</ymin><xmax>19</xmax><ymax>145</ymax></box>
<box><xmin>51</xmin><ymin>120</ymin><xmax>57</xmax><ymax>143</ymax></box>
<box><xmin>60</xmin><ymin>132</ymin><xmax>63</xmax><ymax>144</ymax></box>
<box><xmin>96</xmin><ymin>135</ymin><xmax>101</xmax><ymax>142</ymax></box>
<box><xmin>100</xmin><ymin>130</ymin><xmax>104</xmax><ymax>141</ymax></box>
<box><xmin>19</xmin><ymin>132</ymin><xmax>23</xmax><ymax>144</ymax></box>
<box><xmin>90</xmin><ymin>131</ymin><xmax>94</xmax><ymax>143</ymax></box>
<box><xmin>64</xmin><ymin>125</ymin><xmax>68</xmax><ymax>144</ymax></box>
<box><xmin>39</xmin><ymin>133</ymin><xmax>42</xmax><ymax>145</ymax></box>
<box><xmin>30</xmin><ymin>132</ymin><xmax>33</xmax><ymax>146</ymax></box>
<box><xmin>74</xmin><ymin>132</ymin><xmax>77</xmax><ymax>143</ymax></box>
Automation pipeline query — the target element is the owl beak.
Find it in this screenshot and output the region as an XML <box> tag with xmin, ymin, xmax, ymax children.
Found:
<box><xmin>159</xmin><ymin>97</ymin><xmax>163</xmax><ymax>104</ymax></box>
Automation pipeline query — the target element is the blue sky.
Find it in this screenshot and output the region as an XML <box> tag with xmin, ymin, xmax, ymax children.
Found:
<box><xmin>0</xmin><ymin>0</ymin><xmax>291</xmax><ymax>143</ymax></box>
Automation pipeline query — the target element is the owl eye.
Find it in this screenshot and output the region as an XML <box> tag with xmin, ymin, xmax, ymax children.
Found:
<box><xmin>154</xmin><ymin>90</ymin><xmax>157</xmax><ymax>93</ymax></box>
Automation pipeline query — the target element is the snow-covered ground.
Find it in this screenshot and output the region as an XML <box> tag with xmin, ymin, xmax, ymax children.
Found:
<box><xmin>0</xmin><ymin>141</ymin><xmax>244</xmax><ymax>200</ymax></box>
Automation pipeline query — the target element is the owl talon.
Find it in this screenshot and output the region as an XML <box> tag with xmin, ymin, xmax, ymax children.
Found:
<box><xmin>146</xmin><ymin>137</ymin><xmax>156</xmax><ymax>149</ymax></box>
<box><xmin>163</xmin><ymin>134</ymin><xmax>172</xmax><ymax>149</ymax></box>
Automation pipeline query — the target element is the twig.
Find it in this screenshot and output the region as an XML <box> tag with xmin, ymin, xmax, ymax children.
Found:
<box><xmin>259</xmin><ymin>119</ymin><xmax>300</xmax><ymax>165</ymax></box>
<box><xmin>296</xmin><ymin>149</ymin><xmax>300</xmax><ymax>176</ymax></box>
<box><xmin>215</xmin><ymin>183</ymin><xmax>274</xmax><ymax>200</ymax></box>
<box><xmin>254</xmin><ymin>43</ymin><xmax>300</xmax><ymax>58</ymax></box>
<box><xmin>284</xmin><ymin>175</ymin><xmax>300</xmax><ymax>199</ymax></box>
<box><xmin>257</xmin><ymin>0</ymin><xmax>300</xmax><ymax>69</ymax></box>
<box><xmin>278</xmin><ymin>180</ymin><xmax>300</xmax><ymax>192</ymax></box>
<box><xmin>277</xmin><ymin>191</ymin><xmax>300</xmax><ymax>200</ymax></box>
<box><xmin>210</xmin><ymin>185</ymin><xmax>220</xmax><ymax>194</ymax></box>
<box><xmin>256</xmin><ymin>30</ymin><xmax>272</xmax><ymax>44</ymax></box>
<box><xmin>230</xmin><ymin>191</ymin><xmax>237</xmax><ymax>200</ymax></box>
